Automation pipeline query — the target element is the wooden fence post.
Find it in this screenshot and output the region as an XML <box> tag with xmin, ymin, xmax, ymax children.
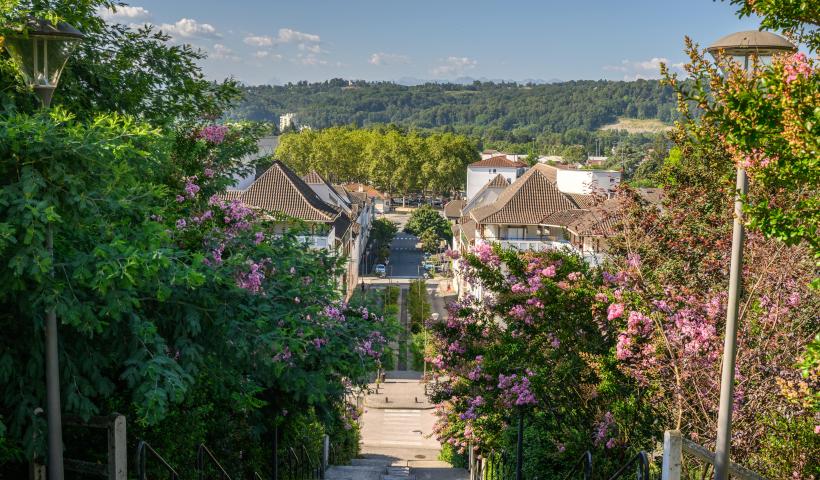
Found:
<box><xmin>662</xmin><ymin>430</ymin><xmax>682</xmax><ymax>480</ymax></box>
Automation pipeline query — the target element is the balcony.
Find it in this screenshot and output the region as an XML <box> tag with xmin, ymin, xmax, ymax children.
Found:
<box><xmin>295</xmin><ymin>235</ymin><xmax>331</xmax><ymax>249</ymax></box>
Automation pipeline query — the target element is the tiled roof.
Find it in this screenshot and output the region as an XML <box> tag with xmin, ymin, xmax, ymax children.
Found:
<box><xmin>302</xmin><ymin>171</ymin><xmax>325</xmax><ymax>185</ymax></box>
<box><xmin>221</xmin><ymin>190</ymin><xmax>242</xmax><ymax>201</ymax></box>
<box><xmin>470</xmin><ymin>168</ymin><xmax>577</xmax><ymax>225</ymax></box>
<box><xmin>541</xmin><ymin>209</ymin><xmax>589</xmax><ymax>226</ymax></box>
<box><xmin>239</xmin><ymin>161</ymin><xmax>339</xmax><ymax>222</ymax></box>
<box><xmin>565</xmin><ymin>193</ymin><xmax>597</xmax><ymax>209</ymax></box>
<box><xmin>534</xmin><ymin>163</ymin><xmax>558</xmax><ymax>183</ymax></box>
<box><xmin>487</xmin><ymin>173</ymin><xmax>510</xmax><ymax>187</ymax></box>
<box><xmin>444</xmin><ymin>199</ymin><xmax>466</xmax><ymax>218</ymax></box>
<box><xmin>565</xmin><ymin>200</ymin><xmax>622</xmax><ymax>236</ymax></box>
<box><xmin>469</xmin><ymin>155</ymin><xmax>528</xmax><ymax>169</ymax></box>
<box><xmin>342</xmin><ymin>183</ymin><xmax>389</xmax><ymax>199</ymax></box>
<box><xmin>461</xmin><ymin>219</ymin><xmax>477</xmax><ymax>241</ymax></box>
<box><xmin>346</xmin><ymin>190</ymin><xmax>369</xmax><ymax>206</ymax></box>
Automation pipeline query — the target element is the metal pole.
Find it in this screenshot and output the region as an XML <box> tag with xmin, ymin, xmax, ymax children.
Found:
<box><xmin>45</xmin><ymin>222</ymin><xmax>64</xmax><ymax>480</ymax></box>
<box><xmin>515</xmin><ymin>411</ymin><xmax>523</xmax><ymax>480</ymax></box>
<box><xmin>714</xmin><ymin>167</ymin><xmax>747</xmax><ymax>480</ymax></box>
<box><xmin>272</xmin><ymin>422</ymin><xmax>279</xmax><ymax>480</ymax></box>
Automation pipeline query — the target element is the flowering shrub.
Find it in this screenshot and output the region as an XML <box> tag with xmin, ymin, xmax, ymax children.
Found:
<box><xmin>429</xmin><ymin>246</ymin><xmax>654</xmax><ymax>478</ymax></box>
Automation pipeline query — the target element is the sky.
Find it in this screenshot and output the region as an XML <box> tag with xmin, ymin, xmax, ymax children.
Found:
<box><xmin>99</xmin><ymin>0</ymin><xmax>764</xmax><ymax>85</ymax></box>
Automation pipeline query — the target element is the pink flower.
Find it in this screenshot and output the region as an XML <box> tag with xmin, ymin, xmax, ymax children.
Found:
<box><xmin>204</xmin><ymin>168</ymin><xmax>215</xmax><ymax>178</ymax></box>
<box><xmin>197</xmin><ymin>124</ymin><xmax>229</xmax><ymax>144</ymax></box>
<box><xmin>606</xmin><ymin>438</ymin><xmax>616</xmax><ymax>449</ymax></box>
<box><xmin>254</xmin><ymin>232</ymin><xmax>265</xmax><ymax>245</ymax></box>
<box><xmin>176</xmin><ymin>195</ymin><xmax>186</xmax><ymax>203</ymax></box>
<box><xmin>541</xmin><ymin>266</ymin><xmax>556</xmax><ymax>278</ymax></box>
<box><xmin>607</xmin><ymin>303</ymin><xmax>625</xmax><ymax>320</ymax></box>
<box><xmin>175</xmin><ymin>218</ymin><xmax>186</xmax><ymax>229</ymax></box>
<box><xmin>783</xmin><ymin>52</ymin><xmax>812</xmax><ymax>84</ymax></box>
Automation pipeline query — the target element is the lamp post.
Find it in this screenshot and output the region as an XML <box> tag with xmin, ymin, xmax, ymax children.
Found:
<box><xmin>3</xmin><ymin>18</ymin><xmax>84</xmax><ymax>480</ymax></box>
<box><xmin>423</xmin><ymin>312</ymin><xmax>439</xmax><ymax>381</ymax></box>
<box><xmin>705</xmin><ymin>30</ymin><xmax>795</xmax><ymax>480</ymax></box>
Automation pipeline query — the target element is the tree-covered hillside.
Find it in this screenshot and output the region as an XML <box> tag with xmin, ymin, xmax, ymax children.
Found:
<box><xmin>231</xmin><ymin>79</ymin><xmax>678</xmax><ymax>141</ymax></box>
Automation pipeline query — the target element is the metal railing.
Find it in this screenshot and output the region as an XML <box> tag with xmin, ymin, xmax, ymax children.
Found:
<box><xmin>563</xmin><ymin>451</ymin><xmax>593</xmax><ymax>480</ymax></box>
<box><xmin>281</xmin><ymin>444</ymin><xmax>322</xmax><ymax>480</ymax></box>
<box><xmin>608</xmin><ymin>451</ymin><xmax>650</xmax><ymax>480</ymax></box>
<box><xmin>196</xmin><ymin>444</ymin><xmax>233</xmax><ymax>480</ymax></box>
<box><xmin>135</xmin><ymin>440</ymin><xmax>180</xmax><ymax>480</ymax></box>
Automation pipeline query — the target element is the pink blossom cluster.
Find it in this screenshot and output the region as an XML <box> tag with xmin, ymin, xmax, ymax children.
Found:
<box><xmin>472</xmin><ymin>243</ymin><xmax>500</xmax><ymax>267</ymax></box>
<box><xmin>197</xmin><ymin>124</ymin><xmax>229</xmax><ymax>144</ymax></box>
<box><xmin>739</xmin><ymin>148</ymin><xmax>774</xmax><ymax>169</ymax></box>
<box><xmin>498</xmin><ymin>372</ymin><xmax>537</xmax><ymax>406</ymax></box>
<box><xmin>237</xmin><ymin>261</ymin><xmax>266</xmax><ymax>293</ymax></box>
<box><xmin>782</xmin><ymin>52</ymin><xmax>812</xmax><ymax>84</ymax></box>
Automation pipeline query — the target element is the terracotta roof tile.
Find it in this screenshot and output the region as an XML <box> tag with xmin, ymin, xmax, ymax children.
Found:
<box><xmin>469</xmin><ymin>155</ymin><xmax>528</xmax><ymax>169</ymax></box>
<box><xmin>239</xmin><ymin>161</ymin><xmax>339</xmax><ymax>222</ymax></box>
<box><xmin>541</xmin><ymin>209</ymin><xmax>588</xmax><ymax>226</ymax></box>
<box><xmin>565</xmin><ymin>193</ymin><xmax>597</xmax><ymax>209</ymax></box>
<box><xmin>487</xmin><ymin>173</ymin><xmax>510</xmax><ymax>188</ymax></box>
<box><xmin>470</xmin><ymin>168</ymin><xmax>577</xmax><ymax>225</ymax></box>
<box><xmin>444</xmin><ymin>199</ymin><xmax>466</xmax><ymax>218</ymax></box>
<box><xmin>302</xmin><ymin>171</ymin><xmax>325</xmax><ymax>185</ymax></box>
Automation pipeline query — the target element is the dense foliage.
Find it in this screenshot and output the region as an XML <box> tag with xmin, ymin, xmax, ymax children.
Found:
<box><xmin>430</xmin><ymin>248</ymin><xmax>654</xmax><ymax>478</ymax></box>
<box><xmin>275</xmin><ymin>126</ymin><xmax>478</xmax><ymax>195</ymax></box>
<box><xmin>0</xmin><ymin>1</ymin><xmax>389</xmax><ymax>476</ymax></box>
<box><xmin>233</xmin><ymin>79</ymin><xmax>679</xmax><ymax>141</ymax></box>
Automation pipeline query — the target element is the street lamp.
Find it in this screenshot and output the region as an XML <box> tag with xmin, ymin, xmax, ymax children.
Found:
<box><xmin>705</xmin><ymin>30</ymin><xmax>795</xmax><ymax>480</ymax></box>
<box><xmin>3</xmin><ymin>18</ymin><xmax>85</xmax><ymax>108</ymax></box>
<box><xmin>3</xmin><ymin>17</ymin><xmax>84</xmax><ymax>480</ymax></box>
<box><xmin>423</xmin><ymin>312</ymin><xmax>439</xmax><ymax>382</ymax></box>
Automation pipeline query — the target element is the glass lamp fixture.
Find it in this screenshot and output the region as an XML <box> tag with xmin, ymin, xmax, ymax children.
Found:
<box><xmin>706</xmin><ymin>30</ymin><xmax>796</xmax><ymax>72</ymax></box>
<box><xmin>3</xmin><ymin>18</ymin><xmax>84</xmax><ymax>107</ymax></box>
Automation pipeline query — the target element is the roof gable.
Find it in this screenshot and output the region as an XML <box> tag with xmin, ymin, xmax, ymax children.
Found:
<box><xmin>239</xmin><ymin>161</ymin><xmax>339</xmax><ymax>222</ymax></box>
<box><xmin>469</xmin><ymin>155</ymin><xmax>528</xmax><ymax>169</ymax></box>
<box><xmin>470</xmin><ymin>168</ymin><xmax>577</xmax><ymax>225</ymax></box>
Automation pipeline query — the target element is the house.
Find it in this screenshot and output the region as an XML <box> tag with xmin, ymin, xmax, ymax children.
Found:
<box><xmin>229</xmin><ymin>135</ymin><xmax>279</xmax><ymax>190</ymax></box>
<box><xmin>450</xmin><ymin>164</ymin><xmax>620</xmax><ymax>297</ymax></box>
<box><xmin>229</xmin><ymin>160</ymin><xmax>363</xmax><ymax>298</ymax></box>
<box><xmin>466</xmin><ymin>155</ymin><xmax>528</xmax><ymax>201</ymax></box>
<box><xmin>342</xmin><ymin>183</ymin><xmax>392</xmax><ymax>213</ymax></box>
<box><xmin>587</xmin><ymin>156</ymin><xmax>608</xmax><ymax>166</ymax></box>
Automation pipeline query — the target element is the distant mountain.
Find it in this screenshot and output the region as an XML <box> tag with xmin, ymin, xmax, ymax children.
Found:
<box><xmin>230</xmin><ymin>78</ymin><xmax>678</xmax><ymax>143</ymax></box>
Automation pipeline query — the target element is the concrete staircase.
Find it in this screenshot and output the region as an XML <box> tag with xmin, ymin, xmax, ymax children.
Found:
<box><xmin>325</xmin><ymin>457</ymin><xmax>416</xmax><ymax>480</ymax></box>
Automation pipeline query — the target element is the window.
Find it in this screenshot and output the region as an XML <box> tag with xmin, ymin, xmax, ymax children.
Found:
<box><xmin>491</xmin><ymin>169</ymin><xmax>497</xmax><ymax>173</ymax></box>
<box><xmin>507</xmin><ymin>227</ymin><xmax>525</xmax><ymax>240</ymax></box>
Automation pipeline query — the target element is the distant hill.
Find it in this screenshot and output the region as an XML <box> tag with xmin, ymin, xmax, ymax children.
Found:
<box><xmin>230</xmin><ymin>78</ymin><xmax>678</xmax><ymax>143</ymax></box>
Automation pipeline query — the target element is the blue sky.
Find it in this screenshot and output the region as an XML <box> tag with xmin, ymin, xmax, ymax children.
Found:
<box><xmin>100</xmin><ymin>0</ymin><xmax>763</xmax><ymax>85</ymax></box>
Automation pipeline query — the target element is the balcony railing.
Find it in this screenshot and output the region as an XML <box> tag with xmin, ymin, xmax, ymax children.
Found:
<box><xmin>295</xmin><ymin>235</ymin><xmax>331</xmax><ymax>249</ymax></box>
<box><xmin>495</xmin><ymin>238</ymin><xmax>572</xmax><ymax>252</ymax></box>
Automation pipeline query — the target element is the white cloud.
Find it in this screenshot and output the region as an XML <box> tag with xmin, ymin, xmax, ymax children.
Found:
<box><xmin>299</xmin><ymin>43</ymin><xmax>325</xmax><ymax>54</ymax></box>
<box><xmin>98</xmin><ymin>5</ymin><xmax>151</xmax><ymax>22</ymax></box>
<box><xmin>254</xmin><ymin>51</ymin><xmax>283</xmax><ymax>60</ymax></box>
<box><xmin>277</xmin><ymin>28</ymin><xmax>321</xmax><ymax>44</ymax></box>
<box><xmin>297</xmin><ymin>53</ymin><xmax>328</xmax><ymax>66</ymax></box>
<box><xmin>431</xmin><ymin>56</ymin><xmax>477</xmax><ymax>77</ymax></box>
<box><xmin>210</xmin><ymin>43</ymin><xmax>239</xmax><ymax>61</ymax></box>
<box><xmin>369</xmin><ymin>52</ymin><xmax>410</xmax><ymax>66</ymax></box>
<box><xmin>603</xmin><ymin>57</ymin><xmax>685</xmax><ymax>80</ymax></box>
<box><xmin>159</xmin><ymin>18</ymin><xmax>220</xmax><ymax>39</ymax></box>
<box><xmin>244</xmin><ymin>35</ymin><xmax>274</xmax><ymax>47</ymax></box>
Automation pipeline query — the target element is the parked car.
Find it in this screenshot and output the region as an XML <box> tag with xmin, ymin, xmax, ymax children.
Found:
<box><xmin>374</xmin><ymin>264</ymin><xmax>386</xmax><ymax>276</ymax></box>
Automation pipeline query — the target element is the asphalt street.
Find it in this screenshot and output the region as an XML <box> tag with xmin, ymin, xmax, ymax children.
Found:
<box><xmin>386</xmin><ymin>232</ymin><xmax>424</xmax><ymax>279</ymax></box>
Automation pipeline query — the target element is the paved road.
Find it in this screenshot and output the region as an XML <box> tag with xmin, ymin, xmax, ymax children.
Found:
<box><xmin>387</xmin><ymin>232</ymin><xmax>424</xmax><ymax>278</ymax></box>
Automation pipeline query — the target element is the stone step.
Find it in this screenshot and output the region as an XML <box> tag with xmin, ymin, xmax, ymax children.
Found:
<box><xmin>325</xmin><ymin>465</ymin><xmax>386</xmax><ymax>480</ymax></box>
<box><xmin>351</xmin><ymin>458</ymin><xmax>394</xmax><ymax>467</ymax></box>
<box><xmin>386</xmin><ymin>467</ymin><xmax>411</xmax><ymax>475</ymax></box>
<box><xmin>382</xmin><ymin>475</ymin><xmax>415</xmax><ymax>480</ymax></box>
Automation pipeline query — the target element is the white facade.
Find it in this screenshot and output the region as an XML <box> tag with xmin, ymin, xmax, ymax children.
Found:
<box><xmin>466</xmin><ymin>166</ymin><xmax>521</xmax><ymax>201</ymax></box>
<box><xmin>279</xmin><ymin>113</ymin><xmax>296</xmax><ymax>132</ymax></box>
<box><xmin>554</xmin><ymin>169</ymin><xmax>621</xmax><ymax>195</ymax></box>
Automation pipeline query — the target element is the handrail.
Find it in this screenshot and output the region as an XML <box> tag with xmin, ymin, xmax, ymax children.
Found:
<box><xmin>302</xmin><ymin>444</ymin><xmax>320</xmax><ymax>479</ymax></box>
<box><xmin>563</xmin><ymin>451</ymin><xmax>593</xmax><ymax>480</ymax></box>
<box><xmin>196</xmin><ymin>444</ymin><xmax>233</xmax><ymax>480</ymax></box>
<box><xmin>607</xmin><ymin>451</ymin><xmax>650</xmax><ymax>480</ymax></box>
<box><xmin>135</xmin><ymin>440</ymin><xmax>180</xmax><ymax>480</ymax></box>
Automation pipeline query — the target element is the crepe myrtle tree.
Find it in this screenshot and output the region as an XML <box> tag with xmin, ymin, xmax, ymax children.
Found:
<box><xmin>428</xmin><ymin>245</ymin><xmax>654</xmax><ymax>479</ymax></box>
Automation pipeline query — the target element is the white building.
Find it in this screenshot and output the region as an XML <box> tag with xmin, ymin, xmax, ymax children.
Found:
<box><xmin>537</xmin><ymin>164</ymin><xmax>621</xmax><ymax>196</ymax></box>
<box><xmin>466</xmin><ymin>156</ymin><xmax>527</xmax><ymax>201</ymax></box>
<box><xmin>279</xmin><ymin>113</ymin><xmax>297</xmax><ymax>132</ymax></box>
